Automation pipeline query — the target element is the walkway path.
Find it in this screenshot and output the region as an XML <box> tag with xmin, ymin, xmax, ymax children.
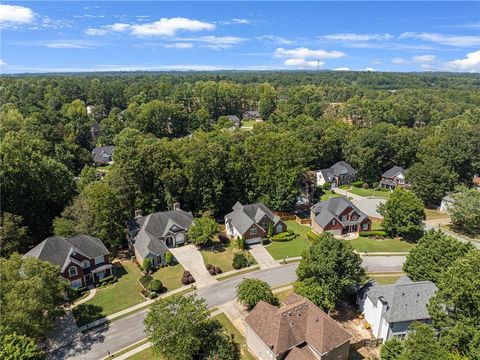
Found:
<box><xmin>249</xmin><ymin>244</ymin><xmax>281</xmax><ymax>269</ymax></box>
<box><xmin>71</xmin><ymin>289</ymin><xmax>96</xmax><ymax>308</ymax></box>
<box><xmin>332</xmin><ymin>187</ymin><xmax>363</xmax><ymax>201</ymax></box>
<box><xmin>170</xmin><ymin>244</ymin><xmax>217</xmax><ymax>286</ymax></box>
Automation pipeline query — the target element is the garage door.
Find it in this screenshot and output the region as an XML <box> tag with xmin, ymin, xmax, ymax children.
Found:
<box><xmin>245</xmin><ymin>237</ymin><xmax>261</xmax><ymax>245</ymax></box>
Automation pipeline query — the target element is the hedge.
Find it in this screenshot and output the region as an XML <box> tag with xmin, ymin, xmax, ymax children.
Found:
<box><xmin>139</xmin><ymin>274</ymin><xmax>153</xmax><ymax>289</ymax></box>
<box><xmin>271</xmin><ymin>232</ymin><xmax>296</xmax><ymax>242</ymax></box>
<box><xmin>351</xmin><ymin>180</ymin><xmax>364</xmax><ymax>188</ymax></box>
<box><xmin>306</xmin><ymin>232</ymin><xmax>319</xmax><ymax>242</ymax></box>
<box><xmin>99</xmin><ymin>275</ymin><xmax>115</xmax><ymax>284</ymax></box>
<box><xmin>359</xmin><ymin>230</ymin><xmax>388</xmax><ymax>237</ymax></box>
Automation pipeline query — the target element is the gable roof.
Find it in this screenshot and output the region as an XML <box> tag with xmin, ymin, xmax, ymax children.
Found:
<box><xmin>311</xmin><ymin>197</ymin><xmax>368</xmax><ymax>228</ymax></box>
<box><xmin>245</xmin><ymin>293</ymin><xmax>352</xmax><ymax>357</ymax></box>
<box><xmin>225</xmin><ymin>202</ymin><xmax>282</xmax><ymax>235</ymax></box>
<box><xmin>92</xmin><ymin>145</ymin><xmax>115</xmax><ymax>162</ymax></box>
<box><xmin>244</xmin><ymin>110</ymin><xmax>261</xmax><ymax>117</ymax></box>
<box><xmin>316</xmin><ymin>161</ymin><xmax>357</xmax><ymax>183</ymax></box>
<box><xmin>130</xmin><ymin>210</ymin><xmax>194</xmax><ymax>258</ymax></box>
<box><xmin>24</xmin><ymin>235</ymin><xmax>109</xmax><ymax>269</ymax></box>
<box><xmin>361</xmin><ymin>276</ymin><xmax>437</xmax><ymax>323</ymax></box>
<box><xmin>382</xmin><ymin>166</ymin><xmax>405</xmax><ymax>178</ymax></box>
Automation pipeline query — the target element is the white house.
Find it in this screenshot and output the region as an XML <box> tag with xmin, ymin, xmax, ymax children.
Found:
<box><xmin>315</xmin><ymin>161</ymin><xmax>357</xmax><ymax>188</ymax></box>
<box><xmin>440</xmin><ymin>195</ymin><xmax>455</xmax><ymax>213</ymax></box>
<box><xmin>357</xmin><ymin>276</ymin><xmax>437</xmax><ymax>340</ymax></box>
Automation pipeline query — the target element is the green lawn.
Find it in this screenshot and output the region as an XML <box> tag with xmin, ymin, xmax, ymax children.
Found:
<box><xmin>200</xmin><ymin>241</ymin><xmax>236</xmax><ymax>272</ymax></box>
<box><xmin>266</xmin><ymin>221</ymin><xmax>311</xmax><ymax>260</ymax></box>
<box><xmin>152</xmin><ymin>263</ymin><xmax>185</xmax><ymax>292</ymax></box>
<box><xmin>371</xmin><ymin>275</ymin><xmax>403</xmax><ymax>285</ymax></box>
<box><xmin>241</xmin><ymin>120</ymin><xmax>257</xmax><ymax>128</ymax></box>
<box><xmin>275</xmin><ymin>288</ymin><xmax>294</xmax><ymax>305</ymax></box>
<box><xmin>348</xmin><ymin>237</ymin><xmax>415</xmax><ymax>253</ymax></box>
<box><xmin>127</xmin><ymin>347</ymin><xmax>156</xmax><ymax>360</ymax></box>
<box><xmin>320</xmin><ymin>190</ymin><xmax>343</xmax><ymax>201</ymax></box>
<box><xmin>425</xmin><ymin>209</ymin><xmax>450</xmax><ymax>220</ymax></box>
<box><xmin>371</xmin><ymin>220</ymin><xmax>384</xmax><ymax>230</ymax></box>
<box><xmin>347</xmin><ymin>187</ymin><xmax>391</xmax><ymax>198</ymax></box>
<box><xmin>214</xmin><ymin>313</ymin><xmax>255</xmax><ymax>360</ymax></box>
<box><xmin>73</xmin><ymin>261</ymin><xmax>144</xmax><ymax>327</ymax></box>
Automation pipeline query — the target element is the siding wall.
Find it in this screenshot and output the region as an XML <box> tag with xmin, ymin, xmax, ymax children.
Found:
<box><xmin>246</xmin><ymin>325</ymin><xmax>276</xmax><ymax>360</ymax></box>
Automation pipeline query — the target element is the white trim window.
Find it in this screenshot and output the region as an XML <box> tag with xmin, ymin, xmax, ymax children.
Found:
<box><xmin>94</xmin><ymin>256</ymin><xmax>104</xmax><ymax>265</ymax></box>
<box><xmin>341</xmin><ymin>215</ymin><xmax>347</xmax><ymax>221</ymax></box>
<box><xmin>332</xmin><ymin>219</ymin><xmax>336</xmax><ymax>225</ymax></box>
<box><xmin>276</xmin><ymin>224</ymin><xmax>283</xmax><ymax>233</ymax></box>
<box><xmin>250</xmin><ymin>227</ymin><xmax>257</xmax><ymax>235</ymax></box>
<box><xmin>71</xmin><ymin>279</ymin><xmax>82</xmax><ymax>288</ymax></box>
<box><xmin>82</xmin><ymin>260</ymin><xmax>90</xmax><ymax>268</ymax></box>
<box><xmin>68</xmin><ymin>266</ymin><xmax>78</xmax><ymax>277</ymax></box>
<box><xmin>362</xmin><ymin>223</ymin><xmax>369</xmax><ymax>231</ymax></box>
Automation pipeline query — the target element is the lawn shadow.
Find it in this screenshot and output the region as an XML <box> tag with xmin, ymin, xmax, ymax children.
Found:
<box><xmin>72</xmin><ymin>304</ymin><xmax>105</xmax><ymax>328</ymax></box>
<box><xmin>202</xmin><ymin>241</ymin><xmax>230</xmax><ymax>253</ymax></box>
<box><xmin>112</xmin><ymin>262</ymin><xmax>128</xmax><ymax>280</ymax></box>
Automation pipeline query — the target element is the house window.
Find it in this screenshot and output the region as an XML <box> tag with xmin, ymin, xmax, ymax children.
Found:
<box><xmin>71</xmin><ymin>279</ymin><xmax>82</xmax><ymax>288</ymax></box>
<box><xmin>276</xmin><ymin>224</ymin><xmax>283</xmax><ymax>233</ymax></box>
<box><xmin>82</xmin><ymin>260</ymin><xmax>90</xmax><ymax>268</ymax></box>
<box><xmin>94</xmin><ymin>256</ymin><xmax>104</xmax><ymax>265</ymax></box>
<box><xmin>250</xmin><ymin>227</ymin><xmax>257</xmax><ymax>236</ymax></box>
<box><xmin>394</xmin><ymin>333</ymin><xmax>407</xmax><ymax>341</ymax></box>
<box><xmin>362</xmin><ymin>223</ymin><xmax>369</xmax><ymax>231</ymax></box>
<box><xmin>68</xmin><ymin>266</ymin><xmax>78</xmax><ymax>277</ymax></box>
<box><xmin>341</xmin><ymin>215</ymin><xmax>347</xmax><ymax>221</ymax></box>
<box><xmin>332</xmin><ymin>219</ymin><xmax>336</xmax><ymax>225</ymax></box>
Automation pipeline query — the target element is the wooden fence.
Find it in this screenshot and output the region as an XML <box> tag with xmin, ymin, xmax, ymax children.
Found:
<box><xmin>350</xmin><ymin>338</ymin><xmax>383</xmax><ymax>351</ymax></box>
<box><xmin>273</xmin><ymin>211</ymin><xmax>311</xmax><ymax>226</ymax></box>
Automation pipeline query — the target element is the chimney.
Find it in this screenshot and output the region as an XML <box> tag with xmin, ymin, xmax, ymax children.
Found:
<box><xmin>134</xmin><ymin>209</ymin><xmax>143</xmax><ymax>218</ymax></box>
<box><xmin>173</xmin><ymin>202</ymin><xmax>181</xmax><ymax>211</ymax></box>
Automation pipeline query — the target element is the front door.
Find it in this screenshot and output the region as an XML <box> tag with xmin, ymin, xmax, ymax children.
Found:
<box><xmin>85</xmin><ymin>273</ymin><xmax>94</xmax><ymax>285</ymax></box>
<box><xmin>166</xmin><ymin>236</ymin><xmax>174</xmax><ymax>248</ymax></box>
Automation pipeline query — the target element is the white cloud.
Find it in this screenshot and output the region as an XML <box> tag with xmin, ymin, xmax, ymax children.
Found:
<box><xmin>446</xmin><ymin>50</ymin><xmax>480</xmax><ymax>72</ymax></box>
<box><xmin>284</xmin><ymin>58</ymin><xmax>322</xmax><ymax>69</ymax></box>
<box><xmin>220</xmin><ymin>18</ymin><xmax>251</xmax><ymax>25</ymax></box>
<box><xmin>364</xmin><ymin>67</ymin><xmax>376</xmax><ymax>72</ymax></box>
<box><xmin>392</xmin><ymin>57</ymin><xmax>408</xmax><ymax>65</ymax></box>
<box><xmin>177</xmin><ymin>36</ymin><xmax>246</xmax><ymax>50</ymax></box>
<box><xmin>42</xmin><ymin>40</ymin><xmax>98</xmax><ymax>49</ymax></box>
<box><xmin>332</xmin><ymin>67</ymin><xmax>350</xmax><ymax>71</ymax></box>
<box><xmin>164</xmin><ymin>42</ymin><xmax>193</xmax><ymax>49</ymax></box>
<box><xmin>0</xmin><ymin>5</ymin><xmax>35</xmax><ymax>26</ymax></box>
<box><xmin>400</xmin><ymin>32</ymin><xmax>480</xmax><ymax>47</ymax></box>
<box><xmin>412</xmin><ymin>54</ymin><xmax>436</xmax><ymax>63</ymax></box>
<box><xmin>275</xmin><ymin>47</ymin><xmax>345</xmax><ymax>59</ymax></box>
<box><xmin>319</xmin><ymin>33</ymin><xmax>393</xmax><ymax>42</ymax></box>
<box><xmin>85</xmin><ymin>23</ymin><xmax>131</xmax><ymax>36</ymax></box>
<box><xmin>131</xmin><ymin>17</ymin><xmax>215</xmax><ymax>36</ymax></box>
<box><xmin>0</xmin><ymin>59</ymin><xmax>6</xmax><ymax>66</ymax></box>
<box><xmin>257</xmin><ymin>35</ymin><xmax>292</xmax><ymax>45</ymax></box>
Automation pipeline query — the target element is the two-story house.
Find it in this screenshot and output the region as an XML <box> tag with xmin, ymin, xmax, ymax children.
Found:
<box><xmin>357</xmin><ymin>276</ymin><xmax>437</xmax><ymax>340</ymax></box>
<box><xmin>380</xmin><ymin>166</ymin><xmax>408</xmax><ymax>190</ymax></box>
<box><xmin>315</xmin><ymin>161</ymin><xmax>357</xmax><ymax>188</ymax></box>
<box><xmin>127</xmin><ymin>207</ymin><xmax>194</xmax><ymax>266</ymax></box>
<box><xmin>310</xmin><ymin>197</ymin><xmax>371</xmax><ymax>236</ymax></box>
<box><xmin>24</xmin><ymin>235</ymin><xmax>112</xmax><ymax>288</ymax></box>
<box><xmin>92</xmin><ymin>145</ymin><xmax>115</xmax><ymax>166</ymax></box>
<box><xmin>224</xmin><ymin>202</ymin><xmax>287</xmax><ymax>245</ymax></box>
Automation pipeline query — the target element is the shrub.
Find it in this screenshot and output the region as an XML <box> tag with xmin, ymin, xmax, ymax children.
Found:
<box><xmin>236</xmin><ymin>236</ymin><xmax>246</xmax><ymax>250</ymax></box>
<box><xmin>362</xmin><ymin>182</ymin><xmax>369</xmax><ymax>189</ymax></box>
<box><xmin>306</xmin><ymin>232</ymin><xmax>319</xmax><ymax>242</ymax></box>
<box><xmin>165</xmin><ymin>252</ymin><xmax>173</xmax><ymax>265</ymax></box>
<box><xmin>218</xmin><ymin>233</ymin><xmax>229</xmax><ymax>244</ymax></box>
<box><xmin>188</xmin><ymin>275</ymin><xmax>195</xmax><ymax>283</ymax></box>
<box><xmin>214</xmin><ymin>266</ymin><xmax>222</xmax><ymax>274</ymax></box>
<box><xmin>232</xmin><ymin>253</ymin><xmax>249</xmax><ymax>269</ymax></box>
<box><xmin>359</xmin><ymin>230</ymin><xmax>387</xmax><ymax>238</ymax></box>
<box><xmin>140</xmin><ymin>274</ymin><xmax>153</xmax><ymax>289</ymax></box>
<box><xmin>142</xmin><ymin>258</ymin><xmax>152</xmax><ymax>272</ymax></box>
<box><xmin>150</xmin><ymin>279</ymin><xmax>163</xmax><ymax>292</ymax></box>
<box><xmin>206</xmin><ymin>264</ymin><xmax>213</xmax><ymax>270</ymax></box>
<box><xmin>209</xmin><ymin>268</ymin><xmax>216</xmax><ymax>275</ymax></box>
<box><xmin>99</xmin><ymin>275</ymin><xmax>115</xmax><ymax>285</ymax></box>
<box><xmin>351</xmin><ymin>180</ymin><xmax>364</xmax><ymax>188</ymax></box>
<box><xmin>149</xmin><ymin>292</ymin><xmax>158</xmax><ymax>299</ymax></box>
<box><xmin>270</xmin><ymin>232</ymin><xmax>295</xmax><ymax>242</ymax></box>
<box><xmin>322</xmin><ymin>183</ymin><xmax>331</xmax><ymax>190</ymax></box>
<box><xmin>183</xmin><ymin>270</ymin><xmax>191</xmax><ymax>277</ymax></box>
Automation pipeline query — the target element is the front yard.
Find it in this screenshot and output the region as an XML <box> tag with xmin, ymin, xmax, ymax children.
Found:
<box><xmin>425</xmin><ymin>209</ymin><xmax>450</xmax><ymax>221</ymax></box>
<box><xmin>73</xmin><ymin>261</ymin><xmax>144</xmax><ymax>327</ymax></box>
<box><xmin>348</xmin><ymin>236</ymin><xmax>415</xmax><ymax>253</ymax></box>
<box><xmin>320</xmin><ymin>189</ymin><xmax>344</xmax><ymax>201</ymax></box>
<box><xmin>266</xmin><ymin>221</ymin><xmax>311</xmax><ymax>260</ymax></box>
<box><xmin>346</xmin><ymin>187</ymin><xmax>391</xmax><ymax>198</ymax></box>
<box><xmin>152</xmin><ymin>263</ymin><xmax>185</xmax><ymax>292</ymax></box>
<box><xmin>200</xmin><ymin>240</ymin><xmax>236</xmax><ymax>272</ymax></box>
<box><xmin>370</xmin><ymin>274</ymin><xmax>403</xmax><ymax>285</ymax></box>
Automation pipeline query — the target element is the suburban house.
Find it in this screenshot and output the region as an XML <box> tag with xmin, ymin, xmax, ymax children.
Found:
<box><xmin>225</xmin><ymin>202</ymin><xmax>287</xmax><ymax>245</ymax></box>
<box><xmin>245</xmin><ymin>293</ymin><xmax>352</xmax><ymax>360</ymax></box>
<box><xmin>311</xmin><ymin>197</ymin><xmax>371</xmax><ymax>236</ymax></box>
<box><xmin>127</xmin><ymin>207</ymin><xmax>194</xmax><ymax>266</ymax></box>
<box><xmin>243</xmin><ymin>110</ymin><xmax>263</xmax><ymax>121</ymax></box>
<box><xmin>226</xmin><ymin>115</ymin><xmax>241</xmax><ymax>127</ymax></box>
<box><xmin>315</xmin><ymin>161</ymin><xmax>357</xmax><ymax>188</ymax></box>
<box><xmin>92</xmin><ymin>145</ymin><xmax>115</xmax><ymax>166</ymax></box>
<box><xmin>24</xmin><ymin>235</ymin><xmax>112</xmax><ymax>289</ymax></box>
<box><xmin>380</xmin><ymin>166</ymin><xmax>408</xmax><ymax>190</ymax></box>
<box><xmin>357</xmin><ymin>276</ymin><xmax>437</xmax><ymax>340</ymax></box>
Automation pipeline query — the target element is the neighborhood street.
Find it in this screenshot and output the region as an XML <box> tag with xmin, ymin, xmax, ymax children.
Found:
<box><xmin>51</xmin><ymin>256</ymin><xmax>405</xmax><ymax>360</ymax></box>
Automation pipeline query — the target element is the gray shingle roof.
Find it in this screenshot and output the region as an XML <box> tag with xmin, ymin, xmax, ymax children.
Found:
<box><xmin>130</xmin><ymin>210</ymin><xmax>194</xmax><ymax>258</ymax></box>
<box><xmin>362</xmin><ymin>276</ymin><xmax>437</xmax><ymax>323</ymax></box>
<box><xmin>316</xmin><ymin>161</ymin><xmax>357</xmax><ymax>183</ymax></box>
<box><xmin>92</xmin><ymin>145</ymin><xmax>115</xmax><ymax>163</ymax></box>
<box><xmin>382</xmin><ymin>166</ymin><xmax>405</xmax><ymax>178</ymax></box>
<box><xmin>24</xmin><ymin>235</ymin><xmax>109</xmax><ymax>269</ymax></box>
<box><xmin>226</xmin><ymin>115</ymin><xmax>240</xmax><ymax>126</ymax></box>
<box><xmin>311</xmin><ymin>197</ymin><xmax>367</xmax><ymax>228</ymax></box>
<box><xmin>225</xmin><ymin>202</ymin><xmax>281</xmax><ymax>235</ymax></box>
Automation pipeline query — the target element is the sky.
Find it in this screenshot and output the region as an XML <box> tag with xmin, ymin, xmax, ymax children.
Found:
<box><xmin>1</xmin><ymin>1</ymin><xmax>479</xmax><ymax>74</ymax></box>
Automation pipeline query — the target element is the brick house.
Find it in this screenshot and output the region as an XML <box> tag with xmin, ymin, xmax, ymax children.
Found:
<box><xmin>311</xmin><ymin>197</ymin><xmax>371</xmax><ymax>236</ymax></box>
<box><xmin>315</xmin><ymin>161</ymin><xmax>357</xmax><ymax>188</ymax></box>
<box><xmin>224</xmin><ymin>202</ymin><xmax>287</xmax><ymax>245</ymax></box>
<box><xmin>380</xmin><ymin>166</ymin><xmax>409</xmax><ymax>190</ymax></box>
<box><xmin>24</xmin><ymin>235</ymin><xmax>112</xmax><ymax>288</ymax></box>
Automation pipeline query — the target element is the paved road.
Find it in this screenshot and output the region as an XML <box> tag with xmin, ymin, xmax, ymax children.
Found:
<box><xmin>51</xmin><ymin>257</ymin><xmax>405</xmax><ymax>360</ymax></box>
<box><xmin>424</xmin><ymin>222</ymin><xmax>480</xmax><ymax>249</ymax></box>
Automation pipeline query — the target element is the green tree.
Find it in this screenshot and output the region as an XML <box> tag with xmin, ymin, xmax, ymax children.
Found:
<box><xmin>407</xmin><ymin>157</ymin><xmax>457</xmax><ymax>208</ymax></box>
<box><xmin>399</xmin><ymin>322</ymin><xmax>450</xmax><ymax>360</ymax></box>
<box><xmin>144</xmin><ymin>295</ymin><xmax>239</xmax><ymax>360</ymax></box>
<box><xmin>77</xmin><ymin>165</ymin><xmax>97</xmax><ymax>192</ymax></box>
<box><xmin>187</xmin><ymin>216</ymin><xmax>219</xmax><ymax>247</ymax></box>
<box><xmin>428</xmin><ymin>250</ymin><xmax>480</xmax><ymax>359</ymax></box>
<box><xmin>236</xmin><ymin>278</ymin><xmax>278</xmax><ymax>310</ymax></box>
<box><xmin>267</xmin><ymin>221</ymin><xmax>273</xmax><ymax>238</ymax></box>
<box><xmin>142</xmin><ymin>258</ymin><xmax>152</xmax><ymax>272</ymax></box>
<box><xmin>0</xmin><ymin>212</ymin><xmax>29</xmax><ymax>258</ymax></box>
<box><xmin>449</xmin><ymin>187</ymin><xmax>480</xmax><ymax>236</ymax></box>
<box><xmin>378</xmin><ymin>188</ymin><xmax>425</xmax><ymax>241</ymax></box>
<box><xmin>294</xmin><ymin>233</ymin><xmax>365</xmax><ymax>311</ymax></box>
<box><xmin>0</xmin><ymin>254</ymin><xmax>69</xmax><ymax>338</ymax></box>
<box><xmin>0</xmin><ymin>329</ymin><xmax>45</xmax><ymax>360</ymax></box>
<box><xmin>381</xmin><ymin>337</ymin><xmax>405</xmax><ymax>360</ymax></box>
<box><xmin>403</xmin><ymin>230</ymin><xmax>473</xmax><ymax>283</ymax></box>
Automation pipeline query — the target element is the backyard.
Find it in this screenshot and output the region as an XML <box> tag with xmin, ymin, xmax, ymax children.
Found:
<box><xmin>200</xmin><ymin>240</ymin><xmax>237</xmax><ymax>272</ymax></box>
<box><xmin>152</xmin><ymin>263</ymin><xmax>185</xmax><ymax>292</ymax></box>
<box><xmin>266</xmin><ymin>221</ymin><xmax>311</xmax><ymax>260</ymax></box>
<box><xmin>425</xmin><ymin>209</ymin><xmax>450</xmax><ymax>221</ymax></box>
<box><xmin>73</xmin><ymin>261</ymin><xmax>144</xmax><ymax>327</ymax></box>
<box><xmin>320</xmin><ymin>190</ymin><xmax>344</xmax><ymax>201</ymax></box>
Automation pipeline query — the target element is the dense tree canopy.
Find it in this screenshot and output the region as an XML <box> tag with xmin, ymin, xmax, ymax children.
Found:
<box><xmin>449</xmin><ymin>187</ymin><xmax>480</xmax><ymax>236</ymax></box>
<box><xmin>236</xmin><ymin>278</ymin><xmax>278</xmax><ymax>310</ymax></box>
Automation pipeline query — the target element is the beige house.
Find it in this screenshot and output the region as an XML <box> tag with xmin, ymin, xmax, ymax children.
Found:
<box><xmin>245</xmin><ymin>293</ymin><xmax>352</xmax><ymax>360</ymax></box>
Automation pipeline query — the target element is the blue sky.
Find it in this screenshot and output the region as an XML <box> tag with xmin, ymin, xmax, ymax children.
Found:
<box><xmin>1</xmin><ymin>1</ymin><xmax>479</xmax><ymax>73</ymax></box>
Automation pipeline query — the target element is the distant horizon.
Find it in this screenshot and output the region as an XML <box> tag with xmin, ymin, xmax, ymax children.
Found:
<box><xmin>1</xmin><ymin>1</ymin><xmax>479</xmax><ymax>74</ymax></box>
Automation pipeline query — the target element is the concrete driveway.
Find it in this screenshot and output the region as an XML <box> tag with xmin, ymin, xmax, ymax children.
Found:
<box><xmin>249</xmin><ymin>244</ymin><xmax>280</xmax><ymax>269</ymax></box>
<box><xmin>169</xmin><ymin>244</ymin><xmax>217</xmax><ymax>287</ymax></box>
<box><xmin>353</xmin><ymin>197</ymin><xmax>386</xmax><ymax>219</ymax></box>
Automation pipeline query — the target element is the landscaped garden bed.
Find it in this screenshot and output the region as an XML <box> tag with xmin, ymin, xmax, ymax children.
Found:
<box><xmin>266</xmin><ymin>221</ymin><xmax>311</xmax><ymax>260</ymax></box>
<box><xmin>200</xmin><ymin>240</ymin><xmax>236</xmax><ymax>272</ymax></box>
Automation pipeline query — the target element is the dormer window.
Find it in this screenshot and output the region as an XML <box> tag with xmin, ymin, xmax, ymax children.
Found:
<box><xmin>68</xmin><ymin>266</ymin><xmax>78</xmax><ymax>277</ymax></box>
<box><xmin>341</xmin><ymin>215</ymin><xmax>347</xmax><ymax>221</ymax></box>
<box><xmin>94</xmin><ymin>256</ymin><xmax>104</xmax><ymax>265</ymax></box>
<box><xmin>82</xmin><ymin>260</ymin><xmax>90</xmax><ymax>268</ymax></box>
<box><xmin>332</xmin><ymin>219</ymin><xmax>336</xmax><ymax>225</ymax></box>
<box><xmin>250</xmin><ymin>227</ymin><xmax>257</xmax><ymax>235</ymax></box>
